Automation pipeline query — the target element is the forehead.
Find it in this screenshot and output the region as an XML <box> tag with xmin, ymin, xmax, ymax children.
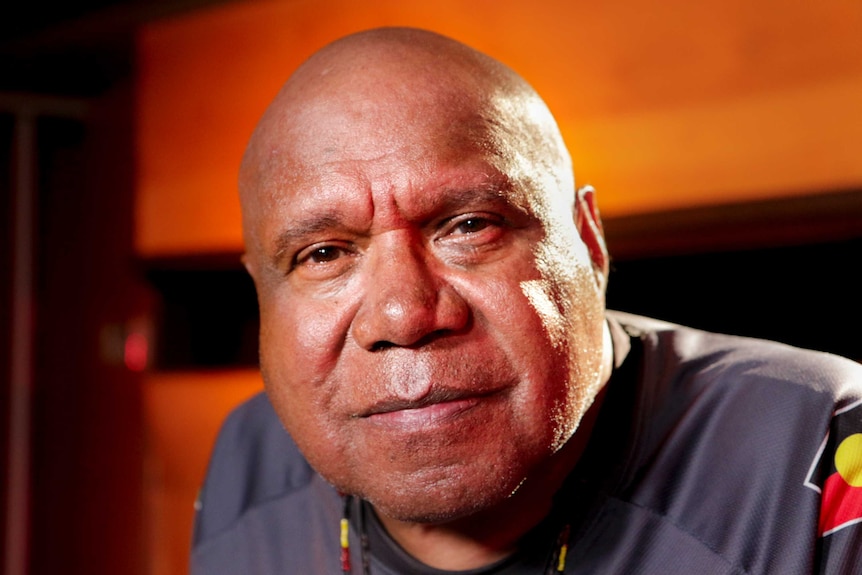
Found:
<box><xmin>241</xmin><ymin>54</ymin><xmax>573</xmax><ymax>245</ymax></box>
<box><xmin>254</xmin><ymin>89</ymin><xmax>523</xmax><ymax>200</ymax></box>
<box><xmin>281</xmin><ymin>82</ymin><xmax>495</xmax><ymax>164</ymax></box>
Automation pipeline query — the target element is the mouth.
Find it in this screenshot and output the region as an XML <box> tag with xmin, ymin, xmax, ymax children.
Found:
<box><xmin>366</xmin><ymin>397</ymin><xmax>482</xmax><ymax>428</ymax></box>
<box><xmin>356</xmin><ymin>388</ymin><xmax>500</xmax><ymax>430</ymax></box>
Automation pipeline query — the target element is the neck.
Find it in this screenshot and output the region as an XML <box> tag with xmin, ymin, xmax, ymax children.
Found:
<box><xmin>373</xmin><ymin>425</ymin><xmax>589</xmax><ymax>569</ymax></box>
<box><xmin>374</xmin><ymin>320</ymin><xmax>614</xmax><ymax>570</ymax></box>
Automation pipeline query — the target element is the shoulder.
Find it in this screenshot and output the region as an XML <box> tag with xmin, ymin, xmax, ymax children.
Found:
<box><xmin>191</xmin><ymin>392</ymin><xmax>317</xmax><ymax>549</ymax></box>
<box><xmin>610</xmin><ymin>310</ymin><xmax>862</xmax><ymax>498</ymax></box>
<box><xmin>609</xmin><ymin>309</ymin><xmax>862</xmax><ymax>407</ymax></box>
<box><xmin>604</xmin><ymin>311</ymin><xmax>862</xmax><ymax>573</ymax></box>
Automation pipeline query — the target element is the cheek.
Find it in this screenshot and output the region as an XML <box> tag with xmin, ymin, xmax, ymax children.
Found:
<box><xmin>260</xmin><ymin>289</ymin><xmax>352</xmax><ymax>376</ymax></box>
<box><xmin>257</xmin><ymin>289</ymin><xmax>358</xmax><ymax>441</ymax></box>
<box><xmin>452</xmin><ymin>258</ymin><xmax>550</xmax><ymax>349</ymax></box>
<box><xmin>449</xmin><ymin>269</ymin><xmax>569</xmax><ymax>396</ymax></box>
<box><xmin>460</xmin><ymin>250</ymin><xmax>605</xmax><ymax>442</ymax></box>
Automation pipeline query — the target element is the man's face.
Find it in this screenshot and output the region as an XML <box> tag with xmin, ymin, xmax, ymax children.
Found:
<box><xmin>243</xmin><ymin>73</ymin><xmax>607</xmax><ymax>523</ymax></box>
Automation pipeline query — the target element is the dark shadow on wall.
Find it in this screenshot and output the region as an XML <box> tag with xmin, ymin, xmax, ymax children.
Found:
<box><xmin>606</xmin><ymin>236</ymin><xmax>862</xmax><ymax>362</ymax></box>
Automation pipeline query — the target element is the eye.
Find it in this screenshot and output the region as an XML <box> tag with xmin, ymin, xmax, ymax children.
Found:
<box><xmin>442</xmin><ymin>213</ymin><xmax>505</xmax><ymax>239</ymax></box>
<box><xmin>452</xmin><ymin>217</ymin><xmax>491</xmax><ymax>235</ymax></box>
<box><xmin>435</xmin><ymin>212</ymin><xmax>509</xmax><ymax>264</ymax></box>
<box><xmin>293</xmin><ymin>242</ymin><xmax>354</xmax><ymax>272</ymax></box>
<box><xmin>445</xmin><ymin>214</ymin><xmax>498</xmax><ymax>234</ymax></box>
<box><xmin>306</xmin><ymin>246</ymin><xmax>344</xmax><ymax>263</ymax></box>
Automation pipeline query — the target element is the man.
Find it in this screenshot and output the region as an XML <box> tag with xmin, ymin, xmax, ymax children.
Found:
<box><xmin>191</xmin><ymin>28</ymin><xmax>862</xmax><ymax>574</ymax></box>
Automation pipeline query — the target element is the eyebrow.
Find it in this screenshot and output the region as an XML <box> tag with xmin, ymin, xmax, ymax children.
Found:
<box><xmin>269</xmin><ymin>179</ymin><xmax>522</xmax><ymax>265</ymax></box>
<box><xmin>271</xmin><ymin>212</ymin><xmax>347</xmax><ymax>265</ymax></box>
<box><xmin>420</xmin><ymin>174</ymin><xmax>521</xmax><ymax>216</ymax></box>
<box><xmin>431</xmin><ymin>184</ymin><xmax>506</xmax><ymax>211</ymax></box>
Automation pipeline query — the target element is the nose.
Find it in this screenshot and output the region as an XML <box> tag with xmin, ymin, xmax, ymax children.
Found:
<box><xmin>351</xmin><ymin>235</ymin><xmax>469</xmax><ymax>350</ymax></box>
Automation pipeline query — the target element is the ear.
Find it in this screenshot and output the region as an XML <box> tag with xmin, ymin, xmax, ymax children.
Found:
<box><xmin>241</xmin><ymin>252</ymin><xmax>259</xmax><ymax>286</ymax></box>
<box><xmin>574</xmin><ymin>185</ymin><xmax>609</xmax><ymax>292</ymax></box>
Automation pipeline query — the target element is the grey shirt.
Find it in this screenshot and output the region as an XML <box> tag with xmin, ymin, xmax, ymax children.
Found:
<box><xmin>191</xmin><ymin>312</ymin><xmax>862</xmax><ymax>574</ymax></box>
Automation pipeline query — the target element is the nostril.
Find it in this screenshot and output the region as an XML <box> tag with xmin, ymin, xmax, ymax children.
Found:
<box><xmin>369</xmin><ymin>340</ymin><xmax>396</xmax><ymax>352</ymax></box>
<box><xmin>366</xmin><ymin>328</ymin><xmax>462</xmax><ymax>352</ymax></box>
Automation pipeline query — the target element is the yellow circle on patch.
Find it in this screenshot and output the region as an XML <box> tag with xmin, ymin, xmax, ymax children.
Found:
<box><xmin>835</xmin><ymin>433</ymin><xmax>862</xmax><ymax>487</ymax></box>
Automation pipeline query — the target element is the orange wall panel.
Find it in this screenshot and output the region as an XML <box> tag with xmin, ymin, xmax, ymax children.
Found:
<box><xmin>136</xmin><ymin>0</ymin><xmax>862</xmax><ymax>255</ymax></box>
<box><xmin>567</xmin><ymin>77</ymin><xmax>862</xmax><ymax>215</ymax></box>
<box><xmin>142</xmin><ymin>369</ymin><xmax>263</xmax><ymax>575</ymax></box>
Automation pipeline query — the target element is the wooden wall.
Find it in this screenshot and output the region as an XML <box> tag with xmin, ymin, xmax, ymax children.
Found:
<box><xmin>136</xmin><ymin>0</ymin><xmax>862</xmax><ymax>256</ymax></box>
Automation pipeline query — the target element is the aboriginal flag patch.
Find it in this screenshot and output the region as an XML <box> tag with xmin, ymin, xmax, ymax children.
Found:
<box><xmin>804</xmin><ymin>398</ymin><xmax>862</xmax><ymax>536</ymax></box>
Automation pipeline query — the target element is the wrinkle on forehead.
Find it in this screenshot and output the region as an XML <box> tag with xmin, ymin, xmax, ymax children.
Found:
<box><xmin>240</xmin><ymin>27</ymin><xmax>577</xmax><ymax>256</ymax></box>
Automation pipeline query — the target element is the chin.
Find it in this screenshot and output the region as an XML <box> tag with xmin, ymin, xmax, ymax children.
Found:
<box><xmin>342</xmin><ymin>460</ymin><xmax>528</xmax><ymax>525</ymax></box>
<box><xmin>365</xmin><ymin>487</ymin><xmax>506</xmax><ymax>525</ymax></box>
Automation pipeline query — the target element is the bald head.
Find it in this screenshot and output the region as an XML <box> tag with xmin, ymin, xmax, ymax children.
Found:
<box><xmin>239</xmin><ymin>27</ymin><xmax>576</xmax><ymax>253</ymax></box>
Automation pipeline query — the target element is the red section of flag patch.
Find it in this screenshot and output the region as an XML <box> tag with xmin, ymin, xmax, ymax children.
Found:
<box><xmin>819</xmin><ymin>469</ymin><xmax>862</xmax><ymax>536</ymax></box>
<box><xmin>804</xmin><ymin>399</ymin><xmax>862</xmax><ymax>537</ymax></box>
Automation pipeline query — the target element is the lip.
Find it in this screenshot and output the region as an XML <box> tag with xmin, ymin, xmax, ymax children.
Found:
<box><xmin>365</xmin><ymin>396</ymin><xmax>482</xmax><ymax>429</ymax></box>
